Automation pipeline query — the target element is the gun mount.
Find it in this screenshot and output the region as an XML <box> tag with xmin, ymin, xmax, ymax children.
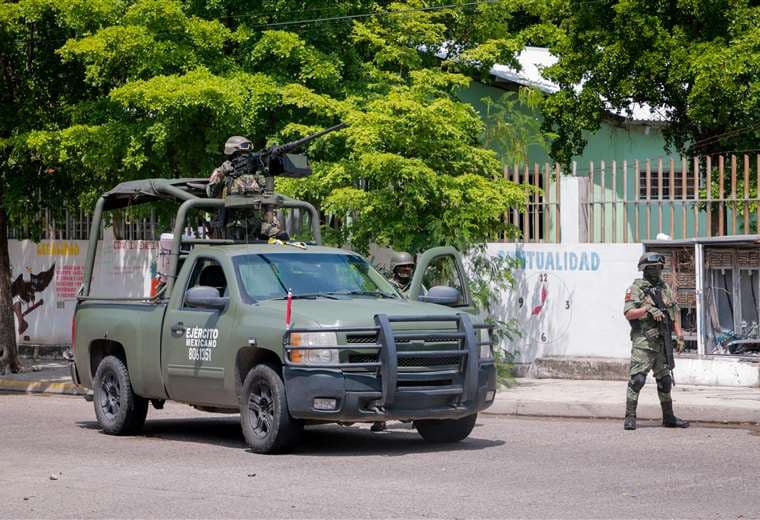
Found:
<box><xmin>226</xmin><ymin>122</ymin><xmax>346</xmax><ymax>195</ymax></box>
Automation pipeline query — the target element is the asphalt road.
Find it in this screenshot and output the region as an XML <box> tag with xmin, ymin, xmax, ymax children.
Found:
<box><xmin>1</xmin><ymin>393</ymin><xmax>758</xmax><ymax>519</ymax></box>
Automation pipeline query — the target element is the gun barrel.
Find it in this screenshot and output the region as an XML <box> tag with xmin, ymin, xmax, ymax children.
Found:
<box><xmin>271</xmin><ymin>122</ymin><xmax>346</xmax><ymax>156</ymax></box>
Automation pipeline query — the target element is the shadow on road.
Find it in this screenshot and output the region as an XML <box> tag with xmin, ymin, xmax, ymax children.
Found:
<box><xmin>291</xmin><ymin>422</ymin><xmax>505</xmax><ymax>457</ymax></box>
<box><xmin>77</xmin><ymin>417</ymin><xmax>504</xmax><ymax>456</ymax></box>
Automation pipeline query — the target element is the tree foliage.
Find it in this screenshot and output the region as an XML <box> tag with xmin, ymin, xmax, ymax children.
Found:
<box><xmin>530</xmin><ymin>0</ymin><xmax>760</xmax><ymax>163</ymax></box>
<box><xmin>0</xmin><ymin>0</ymin><xmax>538</xmax><ymax>370</ymax></box>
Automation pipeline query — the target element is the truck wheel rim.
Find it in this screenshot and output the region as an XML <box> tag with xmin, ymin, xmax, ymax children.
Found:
<box><xmin>247</xmin><ymin>383</ymin><xmax>274</xmax><ymax>439</ymax></box>
<box><xmin>100</xmin><ymin>372</ymin><xmax>121</xmax><ymax>420</ymax></box>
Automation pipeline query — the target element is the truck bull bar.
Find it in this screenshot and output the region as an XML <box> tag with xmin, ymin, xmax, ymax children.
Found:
<box><xmin>283</xmin><ymin>313</ymin><xmax>492</xmax><ymax>409</ymax></box>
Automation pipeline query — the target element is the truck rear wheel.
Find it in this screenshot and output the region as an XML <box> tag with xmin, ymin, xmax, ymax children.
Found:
<box><xmin>93</xmin><ymin>355</ymin><xmax>148</xmax><ymax>435</ymax></box>
<box><xmin>240</xmin><ymin>364</ymin><xmax>303</xmax><ymax>454</ymax></box>
<box><xmin>414</xmin><ymin>413</ymin><xmax>477</xmax><ymax>443</ymax></box>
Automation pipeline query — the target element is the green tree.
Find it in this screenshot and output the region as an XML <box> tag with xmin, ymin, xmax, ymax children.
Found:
<box><xmin>531</xmin><ymin>0</ymin><xmax>760</xmax><ymax>164</ymax></box>
<box><xmin>0</xmin><ymin>0</ymin><xmax>534</xmax><ymax>372</ymax></box>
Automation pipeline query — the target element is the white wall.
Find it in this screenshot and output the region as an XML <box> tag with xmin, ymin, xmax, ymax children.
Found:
<box><xmin>10</xmin><ymin>237</ymin><xmax>159</xmax><ymax>345</ymax></box>
<box><xmin>487</xmin><ymin>242</ymin><xmax>643</xmax><ymax>362</ymax></box>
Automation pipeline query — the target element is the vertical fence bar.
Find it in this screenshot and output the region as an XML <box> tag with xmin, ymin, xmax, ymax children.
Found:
<box><xmin>693</xmin><ymin>157</ymin><xmax>699</xmax><ymax>238</ymax></box>
<box><xmin>731</xmin><ymin>154</ymin><xmax>737</xmax><ymax>235</ymax></box>
<box><xmin>612</xmin><ymin>160</ymin><xmax>617</xmax><ymax>243</ymax></box>
<box><xmin>544</xmin><ymin>162</ymin><xmax>551</xmax><ymax>242</ymax></box>
<box><xmin>718</xmin><ymin>155</ymin><xmax>725</xmax><ymax>236</ymax></box>
<box><xmin>588</xmin><ymin>161</ymin><xmax>595</xmax><ymax>242</ymax></box>
<box><xmin>757</xmin><ymin>154</ymin><xmax>760</xmax><ymax>234</ymax></box>
<box><xmin>623</xmin><ymin>160</ymin><xmax>629</xmax><ymax>243</ymax></box>
<box><xmin>533</xmin><ymin>163</ymin><xmax>540</xmax><ymax>242</ymax></box>
<box><xmin>743</xmin><ymin>154</ymin><xmax>750</xmax><ymax>234</ymax></box>
<box><xmin>555</xmin><ymin>163</ymin><xmax>561</xmax><ymax>243</ymax></box>
<box><xmin>657</xmin><ymin>158</ymin><xmax>664</xmax><ymax>236</ymax></box>
<box><xmin>634</xmin><ymin>160</ymin><xmax>640</xmax><ymax>242</ymax></box>
<box><xmin>600</xmin><ymin>161</ymin><xmax>606</xmax><ymax>243</ymax></box>
<box><xmin>151</xmin><ymin>208</ymin><xmax>156</xmax><ymax>240</ymax></box>
<box><xmin>512</xmin><ymin>163</ymin><xmax>519</xmax><ymax>238</ymax></box>
<box><xmin>523</xmin><ymin>165</ymin><xmax>530</xmax><ymax>241</ymax></box>
<box><xmin>646</xmin><ymin>160</ymin><xmax>652</xmax><ymax>240</ymax></box>
<box><xmin>681</xmin><ymin>156</ymin><xmax>687</xmax><ymax>239</ymax></box>
<box><xmin>706</xmin><ymin>156</ymin><xmax>713</xmax><ymax>237</ymax></box>
<box><xmin>503</xmin><ymin>165</ymin><xmax>510</xmax><ymax>239</ymax></box>
<box><xmin>669</xmin><ymin>158</ymin><xmax>675</xmax><ymax>238</ymax></box>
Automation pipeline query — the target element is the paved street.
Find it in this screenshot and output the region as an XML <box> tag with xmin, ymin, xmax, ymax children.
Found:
<box><xmin>1</xmin><ymin>393</ymin><xmax>758</xmax><ymax>519</ymax></box>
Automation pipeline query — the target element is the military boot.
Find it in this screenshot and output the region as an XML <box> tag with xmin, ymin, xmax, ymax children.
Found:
<box><xmin>624</xmin><ymin>399</ymin><xmax>637</xmax><ymax>430</ymax></box>
<box><xmin>661</xmin><ymin>401</ymin><xmax>689</xmax><ymax>428</ymax></box>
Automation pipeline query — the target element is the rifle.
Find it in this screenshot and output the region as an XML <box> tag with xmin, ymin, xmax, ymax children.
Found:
<box><xmin>646</xmin><ymin>286</ymin><xmax>676</xmax><ymax>372</ymax></box>
<box><xmin>227</xmin><ymin>122</ymin><xmax>346</xmax><ymax>195</ymax></box>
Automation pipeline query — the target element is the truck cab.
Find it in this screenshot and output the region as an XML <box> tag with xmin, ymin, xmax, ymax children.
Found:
<box><xmin>71</xmin><ymin>179</ymin><xmax>496</xmax><ymax>453</ymax></box>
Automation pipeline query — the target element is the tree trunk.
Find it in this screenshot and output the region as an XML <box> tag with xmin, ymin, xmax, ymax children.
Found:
<box><xmin>0</xmin><ymin>200</ymin><xmax>21</xmax><ymax>374</ymax></box>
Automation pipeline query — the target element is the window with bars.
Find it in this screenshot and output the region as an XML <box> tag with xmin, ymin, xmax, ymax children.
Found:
<box><xmin>638</xmin><ymin>168</ymin><xmax>698</xmax><ymax>200</ymax></box>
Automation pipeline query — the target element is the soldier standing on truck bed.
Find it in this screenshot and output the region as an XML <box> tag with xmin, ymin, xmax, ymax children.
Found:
<box><xmin>623</xmin><ymin>252</ymin><xmax>689</xmax><ymax>431</ymax></box>
<box><xmin>207</xmin><ymin>136</ymin><xmax>288</xmax><ymax>241</ymax></box>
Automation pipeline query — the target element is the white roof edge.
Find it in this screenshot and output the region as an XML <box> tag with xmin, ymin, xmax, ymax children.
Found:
<box><xmin>487</xmin><ymin>47</ymin><xmax>670</xmax><ymax>123</ymax></box>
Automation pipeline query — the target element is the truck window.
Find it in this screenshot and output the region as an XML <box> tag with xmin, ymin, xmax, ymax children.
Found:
<box><xmin>421</xmin><ymin>255</ymin><xmax>465</xmax><ymax>305</ymax></box>
<box><xmin>184</xmin><ymin>258</ymin><xmax>228</xmax><ymax>305</ymax></box>
<box><xmin>233</xmin><ymin>253</ymin><xmax>399</xmax><ymax>302</ymax></box>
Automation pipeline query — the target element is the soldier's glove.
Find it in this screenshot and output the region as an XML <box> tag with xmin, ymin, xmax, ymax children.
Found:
<box><xmin>220</xmin><ymin>160</ymin><xmax>235</xmax><ymax>175</ymax></box>
<box><xmin>675</xmin><ymin>335</ymin><xmax>686</xmax><ymax>353</ymax></box>
<box><xmin>646</xmin><ymin>305</ymin><xmax>665</xmax><ymax>322</ymax></box>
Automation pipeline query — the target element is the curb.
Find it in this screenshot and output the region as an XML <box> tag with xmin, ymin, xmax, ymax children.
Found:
<box><xmin>484</xmin><ymin>398</ymin><xmax>760</xmax><ymax>425</ymax></box>
<box><xmin>0</xmin><ymin>378</ymin><xmax>87</xmax><ymax>396</ymax></box>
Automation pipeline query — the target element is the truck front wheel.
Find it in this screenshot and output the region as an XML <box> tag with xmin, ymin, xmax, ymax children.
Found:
<box><xmin>240</xmin><ymin>364</ymin><xmax>303</xmax><ymax>454</ymax></box>
<box><xmin>414</xmin><ymin>413</ymin><xmax>477</xmax><ymax>443</ymax></box>
<box><xmin>93</xmin><ymin>355</ymin><xmax>148</xmax><ymax>435</ymax></box>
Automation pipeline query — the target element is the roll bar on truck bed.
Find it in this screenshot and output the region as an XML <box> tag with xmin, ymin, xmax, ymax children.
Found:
<box><xmin>78</xmin><ymin>178</ymin><xmax>322</xmax><ymax>300</ymax></box>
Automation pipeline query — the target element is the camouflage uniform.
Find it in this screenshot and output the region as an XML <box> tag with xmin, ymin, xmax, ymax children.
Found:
<box><xmin>623</xmin><ymin>252</ymin><xmax>689</xmax><ymax>430</ymax></box>
<box><xmin>389</xmin><ymin>277</ymin><xmax>411</xmax><ymax>293</ymax></box>
<box><xmin>207</xmin><ymin>164</ymin><xmax>286</xmax><ymax>240</ymax></box>
<box><xmin>623</xmin><ymin>278</ymin><xmax>677</xmax><ymax>400</ymax></box>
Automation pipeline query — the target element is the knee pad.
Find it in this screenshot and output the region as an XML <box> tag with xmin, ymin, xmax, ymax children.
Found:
<box><xmin>656</xmin><ymin>375</ymin><xmax>672</xmax><ymax>394</ymax></box>
<box><xmin>628</xmin><ymin>373</ymin><xmax>646</xmax><ymax>392</ymax></box>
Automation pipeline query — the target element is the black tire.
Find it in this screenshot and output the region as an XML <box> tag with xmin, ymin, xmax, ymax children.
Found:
<box><xmin>414</xmin><ymin>413</ymin><xmax>477</xmax><ymax>443</ymax></box>
<box><xmin>93</xmin><ymin>355</ymin><xmax>149</xmax><ymax>435</ymax></box>
<box><xmin>240</xmin><ymin>364</ymin><xmax>303</xmax><ymax>454</ymax></box>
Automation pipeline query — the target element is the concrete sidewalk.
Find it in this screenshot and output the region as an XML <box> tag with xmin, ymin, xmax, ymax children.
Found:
<box><xmin>0</xmin><ymin>361</ymin><xmax>86</xmax><ymax>396</ymax></box>
<box><xmin>3</xmin><ymin>364</ymin><xmax>759</xmax><ymax>425</ymax></box>
<box><xmin>487</xmin><ymin>378</ymin><xmax>760</xmax><ymax>424</ymax></box>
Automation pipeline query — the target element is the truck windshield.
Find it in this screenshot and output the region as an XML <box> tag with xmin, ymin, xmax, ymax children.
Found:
<box><xmin>233</xmin><ymin>253</ymin><xmax>400</xmax><ymax>302</ymax></box>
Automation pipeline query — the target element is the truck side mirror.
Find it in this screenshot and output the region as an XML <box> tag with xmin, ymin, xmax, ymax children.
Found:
<box><xmin>418</xmin><ymin>285</ymin><xmax>460</xmax><ymax>306</ymax></box>
<box><xmin>185</xmin><ymin>286</ymin><xmax>229</xmax><ymax>310</ymax></box>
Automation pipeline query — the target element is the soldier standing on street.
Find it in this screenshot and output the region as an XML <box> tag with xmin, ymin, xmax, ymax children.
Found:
<box><xmin>623</xmin><ymin>252</ymin><xmax>689</xmax><ymax>430</ymax></box>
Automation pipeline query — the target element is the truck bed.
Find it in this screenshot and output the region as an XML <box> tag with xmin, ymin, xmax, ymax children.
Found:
<box><xmin>74</xmin><ymin>301</ymin><xmax>168</xmax><ymax>399</ymax></box>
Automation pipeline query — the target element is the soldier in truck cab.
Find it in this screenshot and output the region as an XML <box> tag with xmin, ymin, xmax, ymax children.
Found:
<box><xmin>389</xmin><ymin>252</ymin><xmax>415</xmax><ymax>293</ymax></box>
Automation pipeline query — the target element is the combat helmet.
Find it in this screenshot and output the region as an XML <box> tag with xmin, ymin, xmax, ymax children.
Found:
<box><xmin>637</xmin><ymin>252</ymin><xmax>665</xmax><ymax>271</ymax></box>
<box><xmin>390</xmin><ymin>251</ymin><xmax>415</xmax><ymax>272</ymax></box>
<box><xmin>224</xmin><ymin>136</ymin><xmax>253</xmax><ymax>156</ymax></box>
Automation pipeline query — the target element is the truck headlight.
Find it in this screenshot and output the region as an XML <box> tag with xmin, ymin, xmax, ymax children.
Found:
<box><xmin>289</xmin><ymin>332</ymin><xmax>338</xmax><ymax>365</ymax></box>
<box><xmin>479</xmin><ymin>328</ymin><xmax>493</xmax><ymax>361</ymax></box>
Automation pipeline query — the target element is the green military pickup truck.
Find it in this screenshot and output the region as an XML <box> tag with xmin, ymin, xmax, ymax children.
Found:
<box><xmin>70</xmin><ymin>179</ymin><xmax>496</xmax><ymax>453</ymax></box>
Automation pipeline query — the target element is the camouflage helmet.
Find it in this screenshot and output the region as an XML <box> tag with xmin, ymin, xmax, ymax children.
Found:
<box><xmin>390</xmin><ymin>251</ymin><xmax>415</xmax><ymax>271</ymax></box>
<box><xmin>224</xmin><ymin>136</ymin><xmax>253</xmax><ymax>156</ymax></box>
<box><xmin>637</xmin><ymin>252</ymin><xmax>665</xmax><ymax>271</ymax></box>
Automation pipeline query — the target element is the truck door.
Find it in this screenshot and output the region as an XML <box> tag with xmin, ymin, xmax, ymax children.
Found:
<box><xmin>407</xmin><ymin>246</ymin><xmax>475</xmax><ymax>313</ymax></box>
<box><xmin>162</xmin><ymin>256</ymin><xmax>233</xmax><ymax>406</ymax></box>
